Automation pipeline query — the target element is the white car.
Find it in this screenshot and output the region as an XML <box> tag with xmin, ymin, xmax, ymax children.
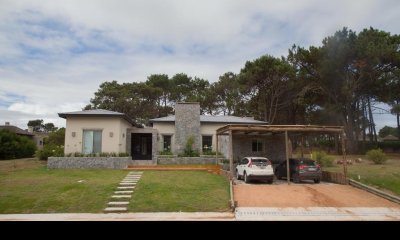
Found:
<box><xmin>236</xmin><ymin>157</ymin><xmax>274</xmax><ymax>184</ymax></box>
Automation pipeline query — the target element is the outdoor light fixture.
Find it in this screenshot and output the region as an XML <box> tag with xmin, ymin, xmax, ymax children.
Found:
<box><xmin>110</xmin><ymin>132</ymin><xmax>114</xmax><ymax>137</ymax></box>
<box><xmin>72</xmin><ymin>132</ymin><xmax>76</xmax><ymax>137</ymax></box>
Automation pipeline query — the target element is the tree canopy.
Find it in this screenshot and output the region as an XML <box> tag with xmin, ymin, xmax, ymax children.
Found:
<box><xmin>84</xmin><ymin>27</ymin><xmax>400</xmax><ymax>152</ymax></box>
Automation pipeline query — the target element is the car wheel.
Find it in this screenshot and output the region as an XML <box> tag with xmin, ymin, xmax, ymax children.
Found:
<box><xmin>276</xmin><ymin>172</ymin><xmax>282</xmax><ymax>180</ymax></box>
<box><xmin>236</xmin><ymin>170</ymin><xmax>241</xmax><ymax>180</ymax></box>
<box><xmin>314</xmin><ymin>178</ymin><xmax>320</xmax><ymax>184</ymax></box>
<box><xmin>244</xmin><ymin>172</ymin><xmax>249</xmax><ymax>183</ymax></box>
<box><xmin>267</xmin><ymin>179</ymin><xmax>273</xmax><ymax>184</ymax></box>
<box><xmin>293</xmin><ymin>174</ymin><xmax>300</xmax><ymax>183</ymax></box>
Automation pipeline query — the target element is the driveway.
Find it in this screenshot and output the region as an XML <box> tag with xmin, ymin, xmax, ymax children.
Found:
<box><xmin>233</xmin><ymin>180</ymin><xmax>400</xmax><ymax>208</ymax></box>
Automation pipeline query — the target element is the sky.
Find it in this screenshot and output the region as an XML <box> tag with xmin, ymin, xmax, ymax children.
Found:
<box><xmin>0</xmin><ymin>0</ymin><xmax>399</xmax><ymax>130</ymax></box>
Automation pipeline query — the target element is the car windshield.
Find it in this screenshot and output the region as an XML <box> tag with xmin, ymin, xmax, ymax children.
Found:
<box><xmin>251</xmin><ymin>158</ymin><xmax>270</xmax><ymax>165</ymax></box>
<box><xmin>298</xmin><ymin>159</ymin><xmax>317</xmax><ymax>166</ymax></box>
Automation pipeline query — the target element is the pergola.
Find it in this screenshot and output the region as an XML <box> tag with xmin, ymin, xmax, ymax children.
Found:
<box><xmin>216</xmin><ymin>125</ymin><xmax>348</xmax><ymax>185</ymax></box>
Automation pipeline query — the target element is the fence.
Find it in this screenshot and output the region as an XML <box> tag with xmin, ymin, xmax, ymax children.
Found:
<box><xmin>321</xmin><ymin>171</ymin><xmax>348</xmax><ymax>185</ymax></box>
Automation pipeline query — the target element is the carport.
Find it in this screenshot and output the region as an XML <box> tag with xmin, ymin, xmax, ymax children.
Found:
<box><xmin>216</xmin><ymin>125</ymin><xmax>348</xmax><ymax>185</ymax></box>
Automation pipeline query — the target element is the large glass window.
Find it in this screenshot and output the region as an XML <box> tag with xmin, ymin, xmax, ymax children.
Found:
<box><xmin>83</xmin><ymin>130</ymin><xmax>102</xmax><ymax>154</ymax></box>
<box><xmin>163</xmin><ymin>135</ymin><xmax>172</xmax><ymax>152</ymax></box>
<box><xmin>202</xmin><ymin>135</ymin><xmax>213</xmax><ymax>153</ymax></box>
<box><xmin>252</xmin><ymin>139</ymin><xmax>263</xmax><ymax>152</ymax></box>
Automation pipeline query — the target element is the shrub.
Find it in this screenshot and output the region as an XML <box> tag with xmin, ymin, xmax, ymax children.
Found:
<box><xmin>0</xmin><ymin>129</ymin><xmax>36</xmax><ymax>159</ymax></box>
<box><xmin>35</xmin><ymin>144</ymin><xmax>64</xmax><ymax>160</ymax></box>
<box><xmin>182</xmin><ymin>135</ymin><xmax>199</xmax><ymax>157</ymax></box>
<box><xmin>311</xmin><ymin>150</ymin><xmax>334</xmax><ymax>167</ymax></box>
<box><xmin>366</xmin><ymin>149</ymin><xmax>388</xmax><ymax>164</ymax></box>
<box><xmin>118</xmin><ymin>152</ymin><xmax>129</xmax><ymax>157</ymax></box>
<box><xmin>159</xmin><ymin>150</ymin><xmax>173</xmax><ymax>155</ymax></box>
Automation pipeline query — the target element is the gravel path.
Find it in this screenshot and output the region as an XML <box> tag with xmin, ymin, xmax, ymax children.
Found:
<box><xmin>234</xmin><ymin>183</ymin><xmax>400</xmax><ymax>208</ymax></box>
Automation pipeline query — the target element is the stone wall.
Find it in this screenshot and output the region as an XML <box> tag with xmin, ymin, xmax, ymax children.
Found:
<box><xmin>232</xmin><ymin>134</ymin><xmax>286</xmax><ymax>163</ymax></box>
<box><xmin>157</xmin><ymin>156</ymin><xmax>220</xmax><ymax>165</ymax></box>
<box><xmin>174</xmin><ymin>102</ymin><xmax>201</xmax><ymax>155</ymax></box>
<box><xmin>264</xmin><ymin>134</ymin><xmax>286</xmax><ymax>163</ymax></box>
<box><xmin>47</xmin><ymin>157</ymin><xmax>132</xmax><ymax>169</ymax></box>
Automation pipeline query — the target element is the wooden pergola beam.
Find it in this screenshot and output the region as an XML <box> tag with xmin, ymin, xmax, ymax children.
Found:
<box><xmin>216</xmin><ymin>124</ymin><xmax>344</xmax><ymax>135</ymax></box>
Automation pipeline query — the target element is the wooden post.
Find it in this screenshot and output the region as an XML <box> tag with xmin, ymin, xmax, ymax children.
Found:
<box><xmin>229</xmin><ymin>130</ymin><xmax>233</xmax><ymax>179</ymax></box>
<box><xmin>285</xmin><ymin>131</ymin><xmax>290</xmax><ymax>185</ymax></box>
<box><xmin>301</xmin><ymin>135</ymin><xmax>304</xmax><ymax>158</ymax></box>
<box><xmin>341</xmin><ymin>132</ymin><xmax>348</xmax><ymax>182</ymax></box>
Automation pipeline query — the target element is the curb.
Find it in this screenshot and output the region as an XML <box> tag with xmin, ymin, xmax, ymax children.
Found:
<box><xmin>349</xmin><ymin>179</ymin><xmax>400</xmax><ymax>205</ymax></box>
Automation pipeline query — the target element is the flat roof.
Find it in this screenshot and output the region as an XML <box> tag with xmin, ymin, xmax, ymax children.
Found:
<box><xmin>58</xmin><ymin>109</ymin><xmax>136</xmax><ymax>126</ymax></box>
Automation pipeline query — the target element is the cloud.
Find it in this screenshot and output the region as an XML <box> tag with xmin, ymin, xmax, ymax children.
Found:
<box><xmin>0</xmin><ymin>0</ymin><xmax>399</xmax><ymax>129</ymax></box>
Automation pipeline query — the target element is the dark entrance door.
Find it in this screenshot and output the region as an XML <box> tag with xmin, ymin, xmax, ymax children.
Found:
<box><xmin>131</xmin><ymin>133</ymin><xmax>152</xmax><ymax>160</ymax></box>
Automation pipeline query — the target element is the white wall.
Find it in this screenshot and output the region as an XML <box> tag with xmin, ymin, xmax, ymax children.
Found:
<box><xmin>64</xmin><ymin>116</ymin><xmax>131</xmax><ymax>154</ymax></box>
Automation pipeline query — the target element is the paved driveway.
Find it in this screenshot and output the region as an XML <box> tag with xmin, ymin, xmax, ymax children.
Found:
<box><xmin>233</xmin><ymin>180</ymin><xmax>400</xmax><ymax>208</ymax></box>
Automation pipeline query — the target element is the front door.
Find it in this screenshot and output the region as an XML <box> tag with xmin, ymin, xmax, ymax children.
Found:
<box><xmin>131</xmin><ymin>133</ymin><xmax>152</xmax><ymax>160</ymax></box>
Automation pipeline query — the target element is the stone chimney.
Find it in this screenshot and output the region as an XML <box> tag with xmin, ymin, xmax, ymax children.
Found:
<box><xmin>5</xmin><ymin>122</ymin><xmax>10</xmax><ymax>126</ymax></box>
<box><xmin>28</xmin><ymin>126</ymin><xmax>34</xmax><ymax>133</ymax></box>
<box><xmin>174</xmin><ymin>102</ymin><xmax>201</xmax><ymax>155</ymax></box>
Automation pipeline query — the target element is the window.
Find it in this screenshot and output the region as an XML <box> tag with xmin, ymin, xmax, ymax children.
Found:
<box><xmin>163</xmin><ymin>135</ymin><xmax>172</xmax><ymax>151</ymax></box>
<box><xmin>252</xmin><ymin>139</ymin><xmax>263</xmax><ymax>152</ymax></box>
<box><xmin>83</xmin><ymin>130</ymin><xmax>102</xmax><ymax>154</ymax></box>
<box><xmin>202</xmin><ymin>135</ymin><xmax>213</xmax><ymax>153</ymax></box>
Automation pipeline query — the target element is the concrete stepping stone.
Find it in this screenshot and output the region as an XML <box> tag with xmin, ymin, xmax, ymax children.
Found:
<box><xmin>112</xmin><ymin>195</ymin><xmax>131</xmax><ymax>199</ymax></box>
<box><xmin>117</xmin><ymin>186</ymin><xmax>135</xmax><ymax>190</ymax></box>
<box><xmin>108</xmin><ymin>202</ymin><xmax>129</xmax><ymax>206</ymax></box>
<box><xmin>104</xmin><ymin>207</ymin><xmax>127</xmax><ymax>212</ymax></box>
<box><xmin>128</xmin><ymin>172</ymin><xmax>143</xmax><ymax>174</ymax></box>
<box><xmin>115</xmin><ymin>190</ymin><xmax>133</xmax><ymax>194</ymax></box>
<box><xmin>119</xmin><ymin>183</ymin><xmax>136</xmax><ymax>186</ymax></box>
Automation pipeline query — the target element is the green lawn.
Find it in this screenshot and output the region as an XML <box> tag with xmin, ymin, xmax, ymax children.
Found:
<box><xmin>0</xmin><ymin>159</ymin><xmax>231</xmax><ymax>213</ymax></box>
<box><xmin>324</xmin><ymin>154</ymin><xmax>400</xmax><ymax>196</ymax></box>
<box><xmin>129</xmin><ymin>171</ymin><xmax>230</xmax><ymax>212</ymax></box>
<box><xmin>0</xmin><ymin>159</ymin><xmax>126</xmax><ymax>213</ymax></box>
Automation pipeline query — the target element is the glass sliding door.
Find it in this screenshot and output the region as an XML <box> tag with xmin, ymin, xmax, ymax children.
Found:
<box><xmin>83</xmin><ymin>130</ymin><xmax>102</xmax><ymax>154</ymax></box>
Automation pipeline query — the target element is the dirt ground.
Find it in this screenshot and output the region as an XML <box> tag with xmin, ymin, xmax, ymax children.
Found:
<box><xmin>234</xmin><ymin>182</ymin><xmax>400</xmax><ymax>208</ymax></box>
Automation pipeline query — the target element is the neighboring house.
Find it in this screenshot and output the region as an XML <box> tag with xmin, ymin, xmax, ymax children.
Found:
<box><xmin>382</xmin><ymin>134</ymin><xmax>399</xmax><ymax>141</ymax></box>
<box><xmin>0</xmin><ymin>122</ymin><xmax>48</xmax><ymax>150</ymax></box>
<box><xmin>58</xmin><ymin>103</ymin><xmax>267</xmax><ymax>164</ymax></box>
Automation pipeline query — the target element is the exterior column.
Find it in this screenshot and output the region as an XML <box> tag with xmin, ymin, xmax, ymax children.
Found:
<box><xmin>216</xmin><ymin>134</ymin><xmax>219</xmax><ymax>162</ymax></box>
<box><xmin>229</xmin><ymin>130</ymin><xmax>233</xmax><ymax>178</ymax></box>
<box><xmin>285</xmin><ymin>131</ymin><xmax>290</xmax><ymax>185</ymax></box>
<box><xmin>341</xmin><ymin>132</ymin><xmax>348</xmax><ymax>182</ymax></box>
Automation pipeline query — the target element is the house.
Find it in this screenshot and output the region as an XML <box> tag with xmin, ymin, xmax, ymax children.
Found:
<box><xmin>58</xmin><ymin>103</ymin><xmax>266</xmax><ymax>164</ymax></box>
<box><xmin>55</xmin><ymin>102</ymin><xmax>346</xmax><ymax>180</ymax></box>
<box><xmin>382</xmin><ymin>134</ymin><xmax>399</xmax><ymax>141</ymax></box>
<box><xmin>0</xmin><ymin>122</ymin><xmax>46</xmax><ymax>149</ymax></box>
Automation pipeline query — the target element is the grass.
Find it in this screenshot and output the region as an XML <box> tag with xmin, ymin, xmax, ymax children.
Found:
<box><xmin>323</xmin><ymin>154</ymin><xmax>400</xmax><ymax>196</ymax></box>
<box><xmin>0</xmin><ymin>158</ymin><xmax>126</xmax><ymax>213</ymax></box>
<box><xmin>129</xmin><ymin>171</ymin><xmax>230</xmax><ymax>212</ymax></box>
<box><xmin>0</xmin><ymin>159</ymin><xmax>231</xmax><ymax>213</ymax></box>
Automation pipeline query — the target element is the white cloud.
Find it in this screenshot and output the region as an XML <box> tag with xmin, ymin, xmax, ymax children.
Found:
<box><xmin>0</xmin><ymin>0</ymin><xmax>399</xmax><ymax>129</ymax></box>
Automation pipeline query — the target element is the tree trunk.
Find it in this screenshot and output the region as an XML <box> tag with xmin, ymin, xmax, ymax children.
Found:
<box><xmin>367</xmin><ymin>98</ymin><xmax>377</xmax><ymax>143</ymax></box>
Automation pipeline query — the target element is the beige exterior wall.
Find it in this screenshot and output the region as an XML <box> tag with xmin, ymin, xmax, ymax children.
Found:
<box><xmin>152</xmin><ymin>122</ymin><xmax>226</xmax><ymax>153</ymax></box>
<box><xmin>200</xmin><ymin>123</ymin><xmax>227</xmax><ymax>153</ymax></box>
<box><xmin>152</xmin><ymin>122</ymin><xmax>175</xmax><ymax>153</ymax></box>
<box><xmin>64</xmin><ymin>116</ymin><xmax>131</xmax><ymax>154</ymax></box>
